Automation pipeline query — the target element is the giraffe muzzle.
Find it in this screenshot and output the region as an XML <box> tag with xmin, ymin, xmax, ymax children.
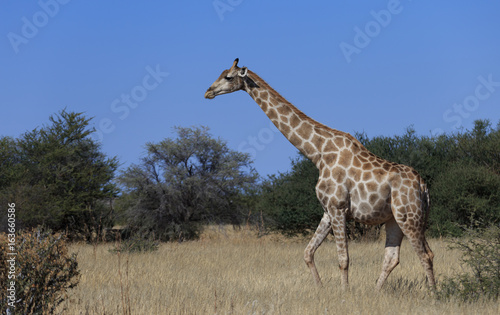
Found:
<box><xmin>205</xmin><ymin>90</ymin><xmax>215</xmax><ymax>99</ymax></box>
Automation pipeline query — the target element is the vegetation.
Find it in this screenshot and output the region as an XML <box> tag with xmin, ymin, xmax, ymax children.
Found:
<box><xmin>0</xmin><ymin>228</ymin><xmax>79</xmax><ymax>314</ymax></box>
<box><xmin>431</xmin><ymin>162</ymin><xmax>500</xmax><ymax>236</ymax></box>
<box><xmin>0</xmin><ymin>110</ymin><xmax>118</xmax><ymax>240</ymax></box>
<box><xmin>438</xmin><ymin>225</ymin><xmax>500</xmax><ymax>302</ymax></box>
<box><xmin>110</xmin><ymin>234</ymin><xmax>160</xmax><ymax>253</ymax></box>
<box><xmin>258</xmin><ymin>155</ymin><xmax>322</xmax><ymax>236</ymax></box>
<box><xmin>117</xmin><ymin>126</ymin><xmax>258</xmax><ymax>241</ymax></box>
<box><xmin>57</xmin><ymin>228</ymin><xmax>500</xmax><ymax>314</ymax></box>
<box><xmin>2</xmin><ymin>109</ymin><xmax>497</xmax><ymax>240</ymax></box>
<box><xmin>1</xmin><ymin>107</ymin><xmax>499</xmax><ymax>307</ymax></box>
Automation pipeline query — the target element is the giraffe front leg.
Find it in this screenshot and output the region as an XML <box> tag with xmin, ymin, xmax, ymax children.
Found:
<box><xmin>330</xmin><ymin>209</ymin><xmax>349</xmax><ymax>290</ymax></box>
<box><xmin>304</xmin><ymin>213</ymin><xmax>332</xmax><ymax>286</ymax></box>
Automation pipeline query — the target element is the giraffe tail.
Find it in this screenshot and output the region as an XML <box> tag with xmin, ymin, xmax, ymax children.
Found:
<box><xmin>421</xmin><ymin>182</ymin><xmax>431</xmax><ymax>232</ymax></box>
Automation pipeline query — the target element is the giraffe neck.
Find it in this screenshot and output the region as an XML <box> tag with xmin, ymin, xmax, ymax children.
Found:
<box><xmin>243</xmin><ymin>70</ymin><xmax>336</xmax><ymax>165</ymax></box>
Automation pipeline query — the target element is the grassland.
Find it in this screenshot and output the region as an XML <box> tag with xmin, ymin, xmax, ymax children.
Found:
<box><xmin>61</xmin><ymin>226</ymin><xmax>499</xmax><ymax>314</ymax></box>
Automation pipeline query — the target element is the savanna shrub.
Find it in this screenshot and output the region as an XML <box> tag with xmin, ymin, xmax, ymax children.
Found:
<box><xmin>429</xmin><ymin>162</ymin><xmax>500</xmax><ymax>237</ymax></box>
<box><xmin>0</xmin><ymin>228</ymin><xmax>79</xmax><ymax>314</ymax></box>
<box><xmin>438</xmin><ymin>225</ymin><xmax>500</xmax><ymax>302</ymax></box>
<box><xmin>110</xmin><ymin>233</ymin><xmax>159</xmax><ymax>253</ymax></box>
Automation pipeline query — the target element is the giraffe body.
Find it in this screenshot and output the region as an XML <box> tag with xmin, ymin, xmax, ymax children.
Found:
<box><xmin>205</xmin><ymin>59</ymin><xmax>435</xmax><ymax>290</ymax></box>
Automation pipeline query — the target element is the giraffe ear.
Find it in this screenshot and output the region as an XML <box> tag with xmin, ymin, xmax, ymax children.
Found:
<box><xmin>238</xmin><ymin>67</ymin><xmax>248</xmax><ymax>77</ymax></box>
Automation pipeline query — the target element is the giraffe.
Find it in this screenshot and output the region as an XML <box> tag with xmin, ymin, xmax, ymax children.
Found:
<box><xmin>204</xmin><ymin>58</ymin><xmax>435</xmax><ymax>290</ymax></box>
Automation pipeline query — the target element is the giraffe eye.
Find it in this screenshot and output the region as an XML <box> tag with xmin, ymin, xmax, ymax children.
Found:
<box><xmin>225</xmin><ymin>76</ymin><xmax>234</xmax><ymax>81</ymax></box>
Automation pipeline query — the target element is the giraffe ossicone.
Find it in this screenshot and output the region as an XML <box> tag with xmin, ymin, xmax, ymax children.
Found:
<box><xmin>205</xmin><ymin>58</ymin><xmax>435</xmax><ymax>290</ymax></box>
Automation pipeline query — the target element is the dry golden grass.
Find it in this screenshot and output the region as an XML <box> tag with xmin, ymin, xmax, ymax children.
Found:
<box><xmin>61</xmin><ymin>226</ymin><xmax>499</xmax><ymax>314</ymax></box>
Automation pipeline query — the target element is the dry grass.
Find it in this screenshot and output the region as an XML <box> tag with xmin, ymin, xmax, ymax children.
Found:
<box><xmin>61</xmin><ymin>226</ymin><xmax>499</xmax><ymax>314</ymax></box>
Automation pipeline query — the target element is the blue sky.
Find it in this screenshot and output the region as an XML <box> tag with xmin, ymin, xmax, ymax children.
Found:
<box><xmin>1</xmin><ymin>1</ymin><xmax>499</xmax><ymax>177</ymax></box>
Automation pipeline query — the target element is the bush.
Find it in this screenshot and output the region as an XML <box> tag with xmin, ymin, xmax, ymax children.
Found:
<box><xmin>438</xmin><ymin>225</ymin><xmax>500</xmax><ymax>302</ymax></box>
<box><xmin>110</xmin><ymin>234</ymin><xmax>160</xmax><ymax>253</ymax></box>
<box><xmin>0</xmin><ymin>228</ymin><xmax>79</xmax><ymax>314</ymax></box>
<box><xmin>429</xmin><ymin>162</ymin><xmax>500</xmax><ymax>237</ymax></box>
<box><xmin>258</xmin><ymin>155</ymin><xmax>323</xmax><ymax>236</ymax></box>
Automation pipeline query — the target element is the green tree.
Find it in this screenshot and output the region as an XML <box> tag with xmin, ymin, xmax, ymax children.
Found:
<box><xmin>453</xmin><ymin>120</ymin><xmax>500</xmax><ymax>174</ymax></box>
<box><xmin>258</xmin><ymin>154</ymin><xmax>323</xmax><ymax>236</ymax></box>
<box><xmin>429</xmin><ymin>161</ymin><xmax>500</xmax><ymax>236</ymax></box>
<box><xmin>117</xmin><ymin>126</ymin><xmax>258</xmax><ymax>241</ymax></box>
<box><xmin>0</xmin><ymin>137</ymin><xmax>20</xmax><ymax>188</ymax></box>
<box><xmin>428</xmin><ymin>121</ymin><xmax>500</xmax><ymax>236</ymax></box>
<box><xmin>0</xmin><ymin>110</ymin><xmax>118</xmax><ymax>239</ymax></box>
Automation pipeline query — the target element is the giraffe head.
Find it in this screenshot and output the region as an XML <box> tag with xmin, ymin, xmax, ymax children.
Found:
<box><xmin>205</xmin><ymin>58</ymin><xmax>257</xmax><ymax>99</ymax></box>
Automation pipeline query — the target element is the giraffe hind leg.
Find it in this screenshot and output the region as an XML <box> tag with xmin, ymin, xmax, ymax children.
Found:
<box><xmin>396</xmin><ymin>216</ymin><xmax>436</xmax><ymax>288</ymax></box>
<box><xmin>376</xmin><ymin>217</ymin><xmax>404</xmax><ymax>290</ymax></box>
<box><xmin>304</xmin><ymin>212</ymin><xmax>331</xmax><ymax>286</ymax></box>
<box><xmin>408</xmin><ymin>233</ymin><xmax>435</xmax><ymax>287</ymax></box>
<box><xmin>392</xmin><ymin>189</ymin><xmax>436</xmax><ymax>289</ymax></box>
